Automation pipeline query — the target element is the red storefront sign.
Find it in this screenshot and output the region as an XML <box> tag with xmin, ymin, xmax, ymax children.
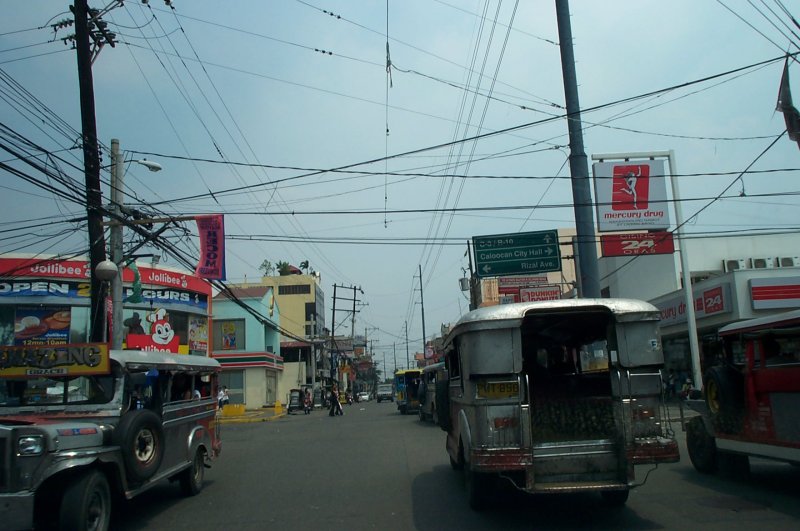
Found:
<box><xmin>600</xmin><ymin>232</ymin><xmax>675</xmax><ymax>257</ymax></box>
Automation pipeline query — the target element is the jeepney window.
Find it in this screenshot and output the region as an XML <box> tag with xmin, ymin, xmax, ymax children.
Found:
<box><xmin>0</xmin><ymin>373</ymin><xmax>115</xmax><ymax>406</ymax></box>
<box><xmin>616</xmin><ymin>320</ymin><xmax>662</xmax><ymax>367</ymax></box>
<box><xmin>459</xmin><ymin>329</ymin><xmax>516</xmax><ymax>375</ymax></box>
<box><xmin>445</xmin><ymin>344</ymin><xmax>461</xmax><ymax>380</ymax></box>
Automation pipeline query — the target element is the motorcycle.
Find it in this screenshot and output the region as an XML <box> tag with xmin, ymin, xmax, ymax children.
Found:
<box><xmin>345</xmin><ymin>392</ymin><xmax>353</xmax><ymax>406</ymax></box>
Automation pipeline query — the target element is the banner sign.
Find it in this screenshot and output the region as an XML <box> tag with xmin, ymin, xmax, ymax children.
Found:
<box><xmin>750</xmin><ymin>277</ymin><xmax>800</xmax><ymax>310</ymax></box>
<box><xmin>195</xmin><ymin>215</ymin><xmax>226</xmax><ymax>280</ymax></box>
<box><xmin>497</xmin><ymin>275</ymin><xmax>548</xmax><ymax>293</ymax></box>
<box><xmin>593</xmin><ymin>160</ymin><xmax>670</xmax><ymax>232</ymax></box>
<box><xmin>600</xmin><ymin>232</ymin><xmax>675</xmax><ymax>257</ymax></box>
<box><xmin>0</xmin><ymin>343</ymin><xmax>110</xmax><ymax>378</ymax></box>
<box><xmin>656</xmin><ymin>283</ymin><xmax>732</xmax><ymax>326</ymax></box>
<box><xmin>0</xmin><ymin>279</ymin><xmax>207</xmax><ymax>311</ymax></box>
<box><xmin>520</xmin><ymin>286</ymin><xmax>562</xmax><ymax>302</ymax></box>
<box><xmin>14</xmin><ymin>306</ymin><xmax>70</xmax><ymax>346</ymax></box>
<box><xmin>126</xmin><ymin>308</ymin><xmax>181</xmax><ymax>353</ymax></box>
<box><xmin>0</xmin><ymin>258</ymin><xmax>211</xmax><ymax>297</ymax></box>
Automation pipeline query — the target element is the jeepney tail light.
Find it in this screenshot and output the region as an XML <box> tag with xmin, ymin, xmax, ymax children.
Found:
<box><xmin>484</xmin><ymin>405</ymin><xmax>521</xmax><ymax>448</ymax></box>
<box><xmin>630</xmin><ymin>397</ymin><xmax>662</xmax><ymax>439</ymax></box>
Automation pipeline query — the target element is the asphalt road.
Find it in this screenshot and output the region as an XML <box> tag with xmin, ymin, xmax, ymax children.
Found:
<box><xmin>113</xmin><ymin>401</ymin><xmax>800</xmax><ymax>530</ymax></box>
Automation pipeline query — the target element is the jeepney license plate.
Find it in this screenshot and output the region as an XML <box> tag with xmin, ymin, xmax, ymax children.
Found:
<box><xmin>476</xmin><ymin>381</ymin><xmax>519</xmax><ymax>399</ymax></box>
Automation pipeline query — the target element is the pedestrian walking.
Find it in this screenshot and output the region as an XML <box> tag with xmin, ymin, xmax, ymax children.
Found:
<box><xmin>328</xmin><ymin>384</ymin><xmax>343</xmax><ymax>416</ymax></box>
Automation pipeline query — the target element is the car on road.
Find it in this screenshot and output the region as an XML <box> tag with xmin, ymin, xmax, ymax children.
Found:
<box><xmin>376</xmin><ymin>384</ymin><xmax>394</xmax><ymax>402</ymax></box>
<box><xmin>357</xmin><ymin>391</ymin><xmax>370</xmax><ymax>402</ymax></box>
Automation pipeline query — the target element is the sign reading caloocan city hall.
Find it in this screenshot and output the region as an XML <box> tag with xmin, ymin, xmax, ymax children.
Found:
<box><xmin>473</xmin><ymin>230</ymin><xmax>561</xmax><ymax>278</ymax></box>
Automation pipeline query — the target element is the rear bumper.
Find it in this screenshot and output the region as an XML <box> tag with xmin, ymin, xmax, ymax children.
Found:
<box><xmin>0</xmin><ymin>492</ymin><xmax>35</xmax><ymax>531</ymax></box>
<box><xmin>627</xmin><ymin>438</ymin><xmax>680</xmax><ymax>464</ymax></box>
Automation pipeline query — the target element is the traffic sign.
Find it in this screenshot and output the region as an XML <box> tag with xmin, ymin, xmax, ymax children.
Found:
<box><xmin>472</xmin><ymin>230</ymin><xmax>561</xmax><ymax>278</ymax></box>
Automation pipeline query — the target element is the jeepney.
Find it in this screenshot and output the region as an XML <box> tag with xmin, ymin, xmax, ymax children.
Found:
<box><xmin>686</xmin><ymin>309</ymin><xmax>800</xmax><ymax>474</ymax></box>
<box><xmin>438</xmin><ymin>299</ymin><xmax>679</xmax><ymax>510</ymax></box>
<box><xmin>419</xmin><ymin>362</ymin><xmax>445</xmax><ymax>423</ymax></box>
<box><xmin>394</xmin><ymin>369</ymin><xmax>422</xmax><ymax>414</ymax></box>
<box><xmin>0</xmin><ymin>344</ymin><xmax>221</xmax><ymax>531</ymax></box>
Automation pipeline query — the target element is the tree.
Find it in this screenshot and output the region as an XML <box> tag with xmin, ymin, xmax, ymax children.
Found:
<box><xmin>259</xmin><ymin>260</ymin><xmax>275</xmax><ymax>276</ymax></box>
<box><xmin>276</xmin><ymin>261</ymin><xmax>292</xmax><ymax>275</ymax></box>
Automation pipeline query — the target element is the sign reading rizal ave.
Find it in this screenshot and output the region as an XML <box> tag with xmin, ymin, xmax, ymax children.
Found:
<box><xmin>473</xmin><ymin>230</ymin><xmax>561</xmax><ymax>278</ymax></box>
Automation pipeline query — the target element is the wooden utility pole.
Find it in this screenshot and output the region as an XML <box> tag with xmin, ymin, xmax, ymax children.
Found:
<box><xmin>73</xmin><ymin>0</ymin><xmax>107</xmax><ymax>342</ymax></box>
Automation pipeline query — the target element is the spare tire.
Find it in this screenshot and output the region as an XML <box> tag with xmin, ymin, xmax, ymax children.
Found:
<box><xmin>114</xmin><ymin>409</ymin><xmax>164</xmax><ymax>483</ymax></box>
<box><xmin>704</xmin><ymin>366</ymin><xmax>744</xmax><ymax>434</ymax></box>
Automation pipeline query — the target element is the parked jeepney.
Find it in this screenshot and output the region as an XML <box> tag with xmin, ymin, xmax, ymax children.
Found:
<box><xmin>686</xmin><ymin>309</ymin><xmax>800</xmax><ymax>474</ymax></box>
<box><xmin>0</xmin><ymin>345</ymin><xmax>221</xmax><ymax>531</ymax></box>
<box><xmin>394</xmin><ymin>369</ymin><xmax>422</xmax><ymax>414</ymax></box>
<box><xmin>438</xmin><ymin>299</ymin><xmax>679</xmax><ymax>510</ymax></box>
<box><xmin>418</xmin><ymin>362</ymin><xmax>445</xmax><ymax>423</ymax></box>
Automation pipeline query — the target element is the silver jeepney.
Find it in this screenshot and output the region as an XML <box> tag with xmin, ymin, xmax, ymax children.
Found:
<box><xmin>439</xmin><ymin>299</ymin><xmax>678</xmax><ymax>509</ymax></box>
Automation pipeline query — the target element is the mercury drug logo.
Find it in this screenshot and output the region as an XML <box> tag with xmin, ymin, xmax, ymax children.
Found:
<box><xmin>611</xmin><ymin>164</ymin><xmax>650</xmax><ymax>210</ymax></box>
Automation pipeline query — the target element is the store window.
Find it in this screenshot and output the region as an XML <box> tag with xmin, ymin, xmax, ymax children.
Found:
<box><xmin>212</xmin><ymin>319</ymin><xmax>246</xmax><ymax>350</ymax></box>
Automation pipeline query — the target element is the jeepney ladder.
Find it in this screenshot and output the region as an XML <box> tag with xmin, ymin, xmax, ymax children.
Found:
<box><xmin>617</xmin><ymin>369</ymin><xmax>672</xmax><ymax>438</ymax></box>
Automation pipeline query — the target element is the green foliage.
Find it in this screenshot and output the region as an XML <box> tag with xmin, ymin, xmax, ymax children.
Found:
<box><xmin>259</xmin><ymin>260</ymin><xmax>275</xmax><ymax>276</ymax></box>
<box><xmin>276</xmin><ymin>261</ymin><xmax>292</xmax><ymax>275</ymax></box>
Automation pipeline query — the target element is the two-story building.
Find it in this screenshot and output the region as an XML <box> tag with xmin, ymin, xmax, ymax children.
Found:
<box><xmin>211</xmin><ymin>285</ymin><xmax>283</xmax><ymax>407</ymax></box>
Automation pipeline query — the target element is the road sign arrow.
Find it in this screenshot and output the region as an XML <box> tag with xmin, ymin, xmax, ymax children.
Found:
<box><xmin>482</xmin><ymin>264</ymin><xmax>492</xmax><ymax>274</ymax></box>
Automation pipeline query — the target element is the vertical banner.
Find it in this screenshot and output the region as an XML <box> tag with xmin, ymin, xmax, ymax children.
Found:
<box><xmin>195</xmin><ymin>215</ymin><xmax>226</xmax><ymax>280</ymax></box>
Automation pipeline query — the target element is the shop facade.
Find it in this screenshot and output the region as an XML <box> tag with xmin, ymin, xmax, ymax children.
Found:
<box><xmin>0</xmin><ymin>255</ymin><xmax>210</xmax><ymax>354</ymax></box>
<box><xmin>651</xmin><ymin>268</ymin><xmax>800</xmax><ymax>378</ymax></box>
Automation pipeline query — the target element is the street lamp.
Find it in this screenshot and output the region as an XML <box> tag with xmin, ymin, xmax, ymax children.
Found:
<box><xmin>109</xmin><ymin>138</ymin><xmax>161</xmax><ymax>349</ymax></box>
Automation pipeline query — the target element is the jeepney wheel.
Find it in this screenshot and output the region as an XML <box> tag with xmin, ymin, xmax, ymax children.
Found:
<box><xmin>686</xmin><ymin>416</ymin><xmax>717</xmax><ymax>474</ymax></box>
<box><xmin>601</xmin><ymin>489</ymin><xmax>629</xmax><ymax>506</ymax></box>
<box><xmin>59</xmin><ymin>469</ymin><xmax>111</xmax><ymax>531</ymax></box>
<box><xmin>115</xmin><ymin>409</ymin><xmax>164</xmax><ymax>483</ymax></box>
<box><xmin>180</xmin><ymin>447</ymin><xmax>206</xmax><ymax>496</ymax></box>
<box><xmin>704</xmin><ymin>366</ymin><xmax>743</xmax><ymax>434</ymax></box>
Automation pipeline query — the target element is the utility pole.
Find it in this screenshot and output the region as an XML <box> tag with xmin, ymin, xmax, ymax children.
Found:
<box><xmin>74</xmin><ymin>0</ymin><xmax>107</xmax><ymax>342</ymax></box>
<box><xmin>467</xmin><ymin>240</ymin><xmax>478</xmax><ymax>310</ymax></box>
<box><xmin>110</xmin><ymin>139</ymin><xmax>124</xmax><ymax>349</ymax></box>
<box><xmin>418</xmin><ymin>264</ymin><xmax>427</xmax><ymax>363</ymax></box>
<box><xmin>555</xmin><ymin>0</ymin><xmax>600</xmax><ymax>298</ymax></box>
<box><xmin>404</xmin><ymin>321</ymin><xmax>410</xmax><ymax>370</ymax></box>
<box><xmin>393</xmin><ymin>342</ymin><xmax>397</xmax><ymax>375</ymax></box>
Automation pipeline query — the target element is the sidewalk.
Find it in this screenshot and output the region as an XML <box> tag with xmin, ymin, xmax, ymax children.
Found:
<box><xmin>218</xmin><ymin>405</ymin><xmax>286</xmax><ymax>424</ymax></box>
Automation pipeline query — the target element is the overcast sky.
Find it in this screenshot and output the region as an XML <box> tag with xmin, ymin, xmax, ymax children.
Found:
<box><xmin>2</xmin><ymin>1</ymin><xmax>799</xmax><ymax>374</ymax></box>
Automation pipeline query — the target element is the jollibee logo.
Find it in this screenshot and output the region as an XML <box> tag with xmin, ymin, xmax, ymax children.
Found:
<box><xmin>612</xmin><ymin>164</ymin><xmax>650</xmax><ymax>210</ymax></box>
<box><xmin>147</xmin><ymin>308</ymin><xmax>175</xmax><ymax>346</ymax></box>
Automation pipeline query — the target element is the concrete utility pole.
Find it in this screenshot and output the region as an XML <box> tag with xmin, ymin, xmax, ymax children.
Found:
<box><xmin>555</xmin><ymin>0</ymin><xmax>601</xmax><ymax>298</ymax></box>
<box><xmin>418</xmin><ymin>264</ymin><xmax>427</xmax><ymax>364</ymax></box>
<box><xmin>404</xmin><ymin>321</ymin><xmax>410</xmax><ymax>370</ymax></box>
<box><xmin>74</xmin><ymin>0</ymin><xmax>107</xmax><ymax>342</ymax></box>
<box><xmin>110</xmin><ymin>139</ymin><xmax>124</xmax><ymax>349</ymax></box>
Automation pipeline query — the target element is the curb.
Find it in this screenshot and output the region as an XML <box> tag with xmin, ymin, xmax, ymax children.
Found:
<box><xmin>219</xmin><ymin>410</ymin><xmax>286</xmax><ymax>424</ymax></box>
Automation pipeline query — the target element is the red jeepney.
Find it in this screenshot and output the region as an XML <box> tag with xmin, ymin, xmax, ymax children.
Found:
<box><xmin>686</xmin><ymin>309</ymin><xmax>800</xmax><ymax>473</ymax></box>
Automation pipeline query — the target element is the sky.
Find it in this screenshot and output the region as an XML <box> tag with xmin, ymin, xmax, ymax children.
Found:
<box><xmin>2</xmin><ymin>1</ymin><xmax>800</xmax><ymax>375</ymax></box>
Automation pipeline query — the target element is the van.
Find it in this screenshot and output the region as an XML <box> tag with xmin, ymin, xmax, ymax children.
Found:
<box><xmin>376</xmin><ymin>384</ymin><xmax>394</xmax><ymax>403</ymax></box>
<box><xmin>438</xmin><ymin>299</ymin><xmax>679</xmax><ymax>509</ymax></box>
<box><xmin>0</xmin><ymin>344</ymin><xmax>221</xmax><ymax>531</ymax></box>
